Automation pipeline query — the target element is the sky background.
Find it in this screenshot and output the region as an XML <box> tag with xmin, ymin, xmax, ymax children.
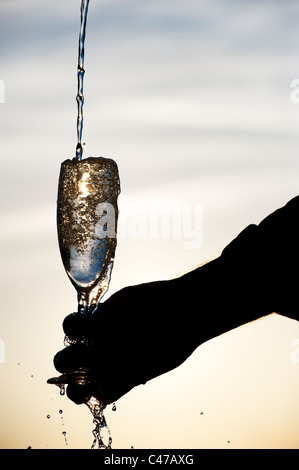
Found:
<box><xmin>1</xmin><ymin>0</ymin><xmax>299</xmax><ymax>449</ymax></box>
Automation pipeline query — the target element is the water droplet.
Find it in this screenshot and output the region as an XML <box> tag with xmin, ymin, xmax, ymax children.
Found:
<box><xmin>62</xmin><ymin>430</ymin><xmax>68</xmax><ymax>445</ymax></box>
<box><xmin>59</xmin><ymin>384</ymin><xmax>65</xmax><ymax>396</ymax></box>
<box><xmin>200</xmin><ymin>412</ymin><xmax>204</xmax><ymax>415</ymax></box>
<box><xmin>47</xmin><ymin>414</ymin><xmax>50</xmax><ymax>419</ymax></box>
<box><xmin>60</xmin><ymin>409</ymin><xmax>65</xmax><ymax>427</ymax></box>
<box><xmin>63</xmin><ymin>336</ymin><xmax>71</xmax><ymax>347</ymax></box>
<box><xmin>112</xmin><ymin>403</ymin><xmax>116</xmax><ymax>411</ymax></box>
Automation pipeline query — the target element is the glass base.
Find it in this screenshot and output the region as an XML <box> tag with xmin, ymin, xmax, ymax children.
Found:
<box><xmin>47</xmin><ymin>369</ymin><xmax>98</xmax><ymax>387</ymax></box>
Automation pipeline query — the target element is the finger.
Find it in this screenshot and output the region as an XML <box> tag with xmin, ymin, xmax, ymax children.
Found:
<box><xmin>53</xmin><ymin>343</ymin><xmax>90</xmax><ymax>373</ymax></box>
<box><xmin>63</xmin><ymin>313</ymin><xmax>89</xmax><ymax>338</ymax></box>
<box><xmin>66</xmin><ymin>377</ymin><xmax>138</xmax><ymax>406</ymax></box>
<box><xmin>62</xmin><ymin>305</ymin><xmax>109</xmax><ymax>338</ymax></box>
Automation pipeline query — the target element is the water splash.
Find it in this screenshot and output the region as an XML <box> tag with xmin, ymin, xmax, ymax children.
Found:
<box><xmin>86</xmin><ymin>396</ymin><xmax>112</xmax><ymax>449</ymax></box>
<box><xmin>76</xmin><ymin>0</ymin><xmax>90</xmax><ymax>160</ymax></box>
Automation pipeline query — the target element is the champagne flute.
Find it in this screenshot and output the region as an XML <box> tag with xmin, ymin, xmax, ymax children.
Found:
<box><xmin>48</xmin><ymin>155</ymin><xmax>120</xmax><ymax>392</ymax></box>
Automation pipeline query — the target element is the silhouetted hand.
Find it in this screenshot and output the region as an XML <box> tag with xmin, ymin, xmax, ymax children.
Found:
<box><xmin>53</xmin><ymin>195</ymin><xmax>299</xmax><ymax>405</ymax></box>
<box><xmin>54</xmin><ymin>277</ymin><xmax>198</xmax><ymax>405</ymax></box>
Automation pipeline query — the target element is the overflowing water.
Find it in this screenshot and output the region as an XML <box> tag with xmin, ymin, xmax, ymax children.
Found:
<box><xmin>87</xmin><ymin>397</ymin><xmax>112</xmax><ymax>449</ymax></box>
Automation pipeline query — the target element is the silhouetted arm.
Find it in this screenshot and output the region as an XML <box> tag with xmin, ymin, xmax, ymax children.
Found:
<box><xmin>53</xmin><ymin>195</ymin><xmax>299</xmax><ymax>405</ymax></box>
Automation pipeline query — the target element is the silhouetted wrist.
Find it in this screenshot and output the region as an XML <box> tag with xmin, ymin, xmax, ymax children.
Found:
<box><xmin>176</xmin><ymin>224</ymin><xmax>275</xmax><ymax>347</ymax></box>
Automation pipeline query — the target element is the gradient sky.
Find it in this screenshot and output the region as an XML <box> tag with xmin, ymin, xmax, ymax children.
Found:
<box><xmin>1</xmin><ymin>0</ymin><xmax>299</xmax><ymax>449</ymax></box>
